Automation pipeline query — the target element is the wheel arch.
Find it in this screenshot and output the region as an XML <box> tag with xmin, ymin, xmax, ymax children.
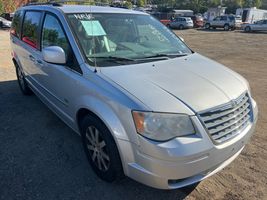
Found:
<box><xmin>75</xmin><ymin>106</ymin><xmax>134</xmax><ymax>175</ymax></box>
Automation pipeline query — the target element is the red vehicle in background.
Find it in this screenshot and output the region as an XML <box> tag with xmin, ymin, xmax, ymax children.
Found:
<box><xmin>190</xmin><ymin>15</ymin><xmax>204</xmax><ymax>28</ymax></box>
<box><xmin>159</xmin><ymin>15</ymin><xmax>204</xmax><ymax>28</ymax></box>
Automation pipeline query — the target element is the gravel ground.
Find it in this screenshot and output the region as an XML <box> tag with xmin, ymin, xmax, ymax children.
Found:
<box><xmin>0</xmin><ymin>28</ymin><xmax>266</xmax><ymax>200</ymax></box>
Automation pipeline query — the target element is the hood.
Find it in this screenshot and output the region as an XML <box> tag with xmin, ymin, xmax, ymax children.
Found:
<box><xmin>100</xmin><ymin>53</ymin><xmax>247</xmax><ymax>114</ymax></box>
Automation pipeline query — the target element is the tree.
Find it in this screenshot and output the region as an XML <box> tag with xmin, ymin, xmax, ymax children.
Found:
<box><xmin>137</xmin><ymin>0</ymin><xmax>146</xmax><ymax>7</ymax></box>
<box><xmin>0</xmin><ymin>0</ymin><xmax>4</xmax><ymax>14</ymax></box>
<box><xmin>124</xmin><ymin>0</ymin><xmax>133</xmax><ymax>8</ymax></box>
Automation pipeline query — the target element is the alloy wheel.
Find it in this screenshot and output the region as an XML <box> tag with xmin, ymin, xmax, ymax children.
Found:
<box><xmin>85</xmin><ymin>126</ymin><xmax>110</xmax><ymax>171</ymax></box>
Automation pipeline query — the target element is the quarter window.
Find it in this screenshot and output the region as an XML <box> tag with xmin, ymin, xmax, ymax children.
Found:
<box><xmin>11</xmin><ymin>10</ymin><xmax>23</xmax><ymax>38</ymax></box>
<box><xmin>22</xmin><ymin>11</ymin><xmax>42</xmax><ymax>49</ymax></box>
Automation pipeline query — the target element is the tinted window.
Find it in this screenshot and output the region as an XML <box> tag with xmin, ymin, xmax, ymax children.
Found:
<box><xmin>42</xmin><ymin>14</ymin><xmax>80</xmax><ymax>72</ymax></box>
<box><xmin>11</xmin><ymin>10</ymin><xmax>23</xmax><ymax>38</ymax></box>
<box><xmin>22</xmin><ymin>11</ymin><xmax>42</xmax><ymax>49</ymax></box>
<box><xmin>42</xmin><ymin>14</ymin><xmax>69</xmax><ymax>53</ymax></box>
<box><xmin>221</xmin><ymin>16</ymin><xmax>227</xmax><ymax>21</ymax></box>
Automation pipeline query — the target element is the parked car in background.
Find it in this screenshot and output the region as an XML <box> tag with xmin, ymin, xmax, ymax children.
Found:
<box><xmin>0</xmin><ymin>12</ymin><xmax>14</xmax><ymax>21</ymax></box>
<box><xmin>190</xmin><ymin>15</ymin><xmax>204</xmax><ymax>28</ymax></box>
<box><xmin>0</xmin><ymin>17</ymin><xmax>11</xmax><ymax>28</ymax></box>
<box><xmin>11</xmin><ymin>3</ymin><xmax>258</xmax><ymax>190</ymax></box>
<box><xmin>168</xmin><ymin>17</ymin><xmax>194</xmax><ymax>29</ymax></box>
<box><xmin>242</xmin><ymin>19</ymin><xmax>267</xmax><ymax>32</ymax></box>
<box><xmin>205</xmin><ymin>15</ymin><xmax>240</xmax><ymax>31</ymax></box>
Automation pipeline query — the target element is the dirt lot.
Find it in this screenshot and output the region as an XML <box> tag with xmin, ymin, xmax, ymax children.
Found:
<box><xmin>0</xmin><ymin>29</ymin><xmax>266</xmax><ymax>200</ymax></box>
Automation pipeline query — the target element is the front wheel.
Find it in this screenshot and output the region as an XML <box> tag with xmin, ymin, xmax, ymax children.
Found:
<box><xmin>81</xmin><ymin>115</ymin><xmax>124</xmax><ymax>182</ymax></box>
<box><xmin>15</xmin><ymin>65</ymin><xmax>32</xmax><ymax>95</ymax></box>
<box><xmin>224</xmin><ymin>24</ymin><xmax>230</xmax><ymax>31</ymax></box>
<box><xmin>205</xmin><ymin>23</ymin><xmax>210</xmax><ymax>29</ymax></box>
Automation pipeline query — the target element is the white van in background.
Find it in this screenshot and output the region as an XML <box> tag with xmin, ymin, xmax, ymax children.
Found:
<box><xmin>237</xmin><ymin>7</ymin><xmax>267</xmax><ymax>23</ymax></box>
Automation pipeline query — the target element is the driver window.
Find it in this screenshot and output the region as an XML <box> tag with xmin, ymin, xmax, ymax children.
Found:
<box><xmin>42</xmin><ymin>13</ymin><xmax>80</xmax><ymax>72</ymax></box>
<box><xmin>42</xmin><ymin>14</ymin><xmax>69</xmax><ymax>54</ymax></box>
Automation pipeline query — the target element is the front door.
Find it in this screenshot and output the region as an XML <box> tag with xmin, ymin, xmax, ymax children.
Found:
<box><xmin>34</xmin><ymin>13</ymin><xmax>83</xmax><ymax>123</ymax></box>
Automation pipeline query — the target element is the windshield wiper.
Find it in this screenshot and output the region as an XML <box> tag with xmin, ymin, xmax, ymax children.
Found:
<box><xmin>141</xmin><ymin>53</ymin><xmax>188</xmax><ymax>59</ymax></box>
<box><xmin>87</xmin><ymin>56</ymin><xmax>136</xmax><ymax>62</ymax></box>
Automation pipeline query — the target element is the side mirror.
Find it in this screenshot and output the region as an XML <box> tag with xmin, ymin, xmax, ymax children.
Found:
<box><xmin>179</xmin><ymin>36</ymin><xmax>185</xmax><ymax>42</ymax></box>
<box><xmin>43</xmin><ymin>46</ymin><xmax>66</xmax><ymax>64</ymax></box>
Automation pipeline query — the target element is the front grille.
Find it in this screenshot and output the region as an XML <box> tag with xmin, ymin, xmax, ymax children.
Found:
<box><xmin>198</xmin><ymin>93</ymin><xmax>252</xmax><ymax>144</ymax></box>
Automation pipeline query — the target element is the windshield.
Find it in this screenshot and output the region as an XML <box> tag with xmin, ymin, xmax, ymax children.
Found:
<box><xmin>67</xmin><ymin>13</ymin><xmax>192</xmax><ymax>67</ymax></box>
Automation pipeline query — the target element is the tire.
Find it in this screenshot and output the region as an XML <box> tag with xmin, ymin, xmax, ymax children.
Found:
<box><xmin>167</xmin><ymin>24</ymin><xmax>171</xmax><ymax>29</ymax></box>
<box><xmin>15</xmin><ymin>64</ymin><xmax>33</xmax><ymax>95</ymax></box>
<box><xmin>245</xmin><ymin>26</ymin><xmax>251</xmax><ymax>32</ymax></box>
<box><xmin>224</xmin><ymin>24</ymin><xmax>230</xmax><ymax>31</ymax></box>
<box><xmin>179</xmin><ymin>24</ymin><xmax>184</xmax><ymax>30</ymax></box>
<box><xmin>81</xmin><ymin>115</ymin><xmax>124</xmax><ymax>182</ymax></box>
<box><xmin>205</xmin><ymin>23</ymin><xmax>210</xmax><ymax>29</ymax></box>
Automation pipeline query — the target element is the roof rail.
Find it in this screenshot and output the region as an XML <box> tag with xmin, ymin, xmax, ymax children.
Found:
<box><xmin>24</xmin><ymin>1</ymin><xmax>62</xmax><ymax>7</ymax></box>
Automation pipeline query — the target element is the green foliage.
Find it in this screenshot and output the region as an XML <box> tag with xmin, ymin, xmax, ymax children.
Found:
<box><xmin>124</xmin><ymin>0</ymin><xmax>133</xmax><ymax>9</ymax></box>
<box><xmin>0</xmin><ymin>0</ymin><xmax>4</xmax><ymax>14</ymax></box>
<box><xmin>137</xmin><ymin>0</ymin><xmax>146</xmax><ymax>7</ymax></box>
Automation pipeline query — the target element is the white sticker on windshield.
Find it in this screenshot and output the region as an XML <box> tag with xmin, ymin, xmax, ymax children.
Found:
<box><xmin>81</xmin><ymin>20</ymin><xmax>106</xmax><ymax>36</ymax></box>
<box><xmin>74</xmin><ymin>13</ymin><xmax>93</xmax><ymax>20</ymax></box>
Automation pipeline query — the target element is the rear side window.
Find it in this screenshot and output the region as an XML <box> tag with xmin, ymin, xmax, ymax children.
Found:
<box><xmin>22</xmin><ymin>11</ymin><xmax>42</xmax><ymax>49</ymax></box>
<box><xmin>11</xmin><ymin>10</ymin><xmax>23</xmax><ymax>38</ymax></box>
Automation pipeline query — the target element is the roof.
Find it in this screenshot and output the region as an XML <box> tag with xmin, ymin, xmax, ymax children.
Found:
<box><xmin>22</xmin><ymin>4</ymin><xmax>148</xmax><ymax>15</ymax></box>
<box><xmin>60</xmin><ymin>5</ymin><xmax>146</xmax><ymax>14</ymax></box>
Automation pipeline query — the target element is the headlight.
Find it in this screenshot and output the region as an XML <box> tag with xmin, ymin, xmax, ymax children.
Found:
<box><xmin>132</xmin><ymin>111</ymin><xmax>195</xmax><ymax>141</ymax></box>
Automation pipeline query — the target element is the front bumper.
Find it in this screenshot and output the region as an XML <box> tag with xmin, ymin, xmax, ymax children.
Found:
<box><xmin>119</xmin><ymin>100</ymin><xmax>258</xmax><ymax>189</ymax></box>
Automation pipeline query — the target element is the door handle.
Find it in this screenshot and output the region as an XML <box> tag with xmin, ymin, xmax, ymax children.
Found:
<box><xmin>29</xmin><ymin>55</ymin><xmax>35</xmax><ymax>62</ymax></box>
<box><xmin>36</xmin><ymin>60</ymin><xmax>43</xmax><ymax>67</ymax></box>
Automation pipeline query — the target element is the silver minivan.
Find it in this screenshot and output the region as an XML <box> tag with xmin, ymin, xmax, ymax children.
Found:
<box><xmin>11</xmin><ymin>3</ymin><xmax>258</xmax><ymax>190</ymax></box>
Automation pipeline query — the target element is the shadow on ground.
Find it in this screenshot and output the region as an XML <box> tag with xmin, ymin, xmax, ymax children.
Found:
<box><xmin>0</xmin><ymin>80</ymin><xmax>197</xmax><ymax>200</ymax></box>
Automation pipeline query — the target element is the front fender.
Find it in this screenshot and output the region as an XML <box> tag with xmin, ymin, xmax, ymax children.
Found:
<box><xmin>75</xmin><ymin>95</ymin><xmax>136</xmax><ymax>142</ymax></box>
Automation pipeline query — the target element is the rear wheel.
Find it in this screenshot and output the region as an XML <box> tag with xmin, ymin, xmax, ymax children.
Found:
<box><xmin>179</xmin><ymin>24</ymin><xmax>184</xmax><ymax>30</ymax></box>
<box><xmin>15</xmin><ymin>64</ymin><xmax>32</xmax><ymax>95</ymax></box>
<box><xmin>245</xmin><ymin>26</ymin><xmax>251</xmax><ymax>32</ymax></box>
<box><xmin>81</xmin><ymin>115</ymin><xmax>124</xmax><ymax>182</ymax></box>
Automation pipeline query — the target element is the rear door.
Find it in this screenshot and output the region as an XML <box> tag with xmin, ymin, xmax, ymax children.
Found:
<box><xmin>19</xmin><ymin>11</ymin><xmax>43</xmax><ymax>87</ymax></box>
